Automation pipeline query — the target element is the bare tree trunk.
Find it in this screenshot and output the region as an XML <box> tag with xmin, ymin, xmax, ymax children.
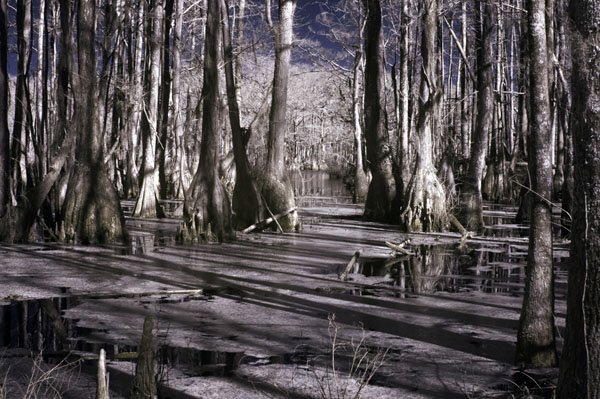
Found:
<box><xmin>397</xmin><ymin>0</ymin><xmax>410</xmax><ymax>198</ymax></box>
<box><xmin>515</xmin><ymin>0</ymin><xmax>557</xmax><ymax>368</ymax></box>
<box><xmin>458</xmin><ymin>0</ymin><xmax>494</xmax><ymax>232</ymax></box>
<box><xmin>362</xmin><ymin>0</ymin><xmax>396</xmax><ymax>223</ymax></box>
<box><xmin>555</xmin><ymin>0</ymin><xmax>572</xmax><ymax>236</ymax></box>
<box><xmin>557</xmin><ymin>0</ymin><xmax>600</xmax><ymax>395</ymax></box>
<box><xmin>35</xmin><ymin>0</ymin><xmax>46</xmax><ymax>178</ymax></box>
<box><xmin>61</xmin><ymin>0</ymin><xmax>127</xmax><ymax>244</ymax></box>
<box><xmin>133</xmin><ymin>0</ymin><xmax>164</xmax><ymax>218</ymax></box>
<box><xmin>12</xmin><ymin>0</ymin><xmax>32</xmax><ymax>197</ymax></box>
<box><xmin>171</xmin><ymin>0</ymin><xmax>189</xmax><ymax>200</ymax></box>
<box><xmin>124</xmin><ymin>1</ymin><xmax>144</xmax><ymax>199</ymax></box>
<box><xmin>258</xmin><ymin>0</ymin><xmax>299</xmax><ymax>232</ymax></box>
<box><xmin>183</xmin><ymin>0</ymin><xmax>232</xmax><ymax>241</ymax></box>
<box><xmin>158</xmin><ymin>0</ymin><xmax>174</xmax><ymax>200</ymax></box>
<box><xmin>0</xmin><ymin>0</ymin><xmax>8</xmax><ymax>217</ymax></box>
<box><xmin>352</xmin><ymin>48</ymin><xmax>368</xmax><ymax>203</ymax></box>
<box><xmin>400</xmin><ymin>0</ymin><xmax>446</xmax><ymax>232</ymax></box>
<box><xmin>220</xmin><ymin>0</ymin><xmax>264</xmax><ymax>230</ymax></box>
<box><xmin>56</xmin><ymin>0</ymin><xmax>71</xmax><ymax>144</ymax></box>
<box><xmin>460</xmin><ymin>1</ymin><xmax>471</xmax><ymax>159</ymax></box>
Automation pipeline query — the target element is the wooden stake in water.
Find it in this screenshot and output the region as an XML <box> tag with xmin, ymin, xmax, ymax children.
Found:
<box><xmin>340</xmin><ymin>249</ymin><xmax>363</xmax><ymax>281</ymax></box>
<box><xmin>96</xmin><ymin>348</ymin><xmax>110</xmax><ymax>399</ymax></box>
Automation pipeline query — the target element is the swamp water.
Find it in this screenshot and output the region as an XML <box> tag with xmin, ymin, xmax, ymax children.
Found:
<box><xmin>0</xmin><ymin>173</ymin><xmax>568</xmax><ymax>398</ymax></box>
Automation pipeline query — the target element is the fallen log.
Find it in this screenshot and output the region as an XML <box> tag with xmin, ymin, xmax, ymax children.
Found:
<box><xmin>340</xmin><ymin>249</ymin><xmax>363</xmax><ymax>281</ymax></box>
<box><xmin>242</xmin><ymin>207</ymin><xmax>297</xmax><ymax>234</ymax></box>
<box><xmin>448</xmin><ymin>214</ymin><xmax>466</xmax><ymax>235</ymax></box>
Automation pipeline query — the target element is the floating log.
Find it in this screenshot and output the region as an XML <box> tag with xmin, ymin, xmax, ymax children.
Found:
<box><xmin>96</xmin><ymin>348</ymin><xmax>110</xmax><ymax>399</ymax></box>
<box><xmin>340</xmin><ymin>249</ymin><xmax>362</xmax><ymax>281</ymax></box>
<box><xmin>385</xmin><ymin>240</ymin><xmax>411</xmax><ymax>256</ymax></box>
<box><xmin>242</xmin><ymin>207</ymin><xmax>297</xmax><ymax>233</ymax></box>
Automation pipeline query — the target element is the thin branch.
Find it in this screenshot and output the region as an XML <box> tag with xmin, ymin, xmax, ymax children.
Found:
<box><xmin>442</xmin><ymin>16</ymin><xmax>476</xmax><ymax>82</ymax></box>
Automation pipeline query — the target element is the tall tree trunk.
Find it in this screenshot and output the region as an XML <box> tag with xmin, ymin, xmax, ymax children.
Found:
<box><xmin>124</xmin><ymin>0</ymin><xmax>144</xmax><ymax>199</ymax></box>
<box><xmin>362</xmin><ymin>0</ymin><xmax>396</xmax><ymax>223</ymax></box>
<box><xmin>515</xmin><ymin>0</ymin><xmax>557</xmax><ymax>368</ymax></box>
<box><xmin>35</xmin><ymin>0</ymin><xmax>46</xmax><ymax>179</ymax></box>
<box><xmin>557</xmin><ymin>0</ymin><xmax>600</xmax><ymax>396</ymax></box>
<box><xmin>258</xmin><ymin>0</ymin><xmax>298</xmax><ymax>232</ymax></box>
<box><xmin>133</xmin><ymin>0</ymin><xmax>164</xmax><ymax>217</ymax></box>
<box><xmin>158</xmin><ymin>0</ymin><xmax>174</xmax><ymax>200</ymax></box>
<box><xmin>395</xmin><ymin>0</ymin><xmax>411</xmax><ymax>202</ymax></box>
<box><xmin>220</xmin><ymin>0</ymin><xmax>263</xmax><ymax>230</ymax></box>
<box><xmin>400</xmin><ymin>0</ymin><xmax>446</xmax><ymax>232</ymax></box>
<box><xmin>458</xmin><ymin>0</ymin><xmax>494</xmax><ymax>232</ymax></box>
<box><xmin>352</xmin><ymin>48</ymin><xmax>369</xmax><ymax>203</ymax></box>
<box><xmin>171</xmin><ymin>0</ymin><xmax>189</xmax><ymax>200</ymax></box>
<box><xmin>56</xmin><ymin>0</ymin><xmax>72</xmax><ymax>144</ymax></box>
<box><xmin>61</xmin><ymin>0</ymin><xmax>127</xmax><ymax>244</ymax></box>
<box><xmin>460</xmin><ymin>1</ymin><xmax>471</xmax><ymax>159</ymax></box>
<box><xmin>0</xmin><ymin>0</ymin><xmax>8</xmax><ymax>217</ymax></box>
<box><xmin>12</xmin><ymin>0</ymin><xmax>32</xmax><ymax>197</ymax></box>
<box><xmin>183</xmin><ymin>0</ymin><xmax>232</xmax><ymax>242</ymax></box>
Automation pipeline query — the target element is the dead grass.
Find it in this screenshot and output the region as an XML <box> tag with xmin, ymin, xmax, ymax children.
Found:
<box><xmin>0</xmin><ymin>350</ymin><xmax>81</xmax><ymax>399</ymax></box>
<box><xmin>311</xmin><ymin>314</ymin><xmax>389</xmax><ymax>399</ymax></box>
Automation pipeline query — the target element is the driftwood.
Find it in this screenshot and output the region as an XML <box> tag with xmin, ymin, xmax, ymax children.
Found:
<box><xmin>132</xmin><ymin>316</ymin><xmax>157</xmax><ymax>399</ymax></box>
<box><xmin>242</xmin><ymin>207</ymin><xmax>297</xmax><ymax>233</ymax></box>
<box><xmin>340</xmin><ymin>249</ymin><xmax>362</xmax><ymax>281</ymax></box>
<box><xmin>447</xmin><ymin>214</ymin><xmax>475</xmax><ymax>250</ymax></box>
<box><xmin>96</xmin><ymin>348</ymin><xmax>110</xmax><ymax>399</ymax></box>
<box><xmin>385</xmin><ymin>240</ymin><xmax>411</xmax><ymax>256</ymax></box>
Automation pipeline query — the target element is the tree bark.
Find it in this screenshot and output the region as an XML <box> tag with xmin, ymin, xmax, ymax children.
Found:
<box><xmin>397</xmin><ymin>0</ymin><xmax>411</xmax><ymax>196</ymax></box>
<box><xmin>61</xmin><ymin>0</ymin><xmax>127</xmax><ymax>244</ymax></box>
<box><xmin>124</xmin><ymin>0</ymin><xmax>144</xmax><ymax>199</ymax></box>
<box><xmin>557</xmin><ymin>0</ymin><xmax>600</xmax><ymax>395</ymax></box>
<box><xmin>515</xmin><ymin>0</ymin><xmax>557</xmax><ymax>368</ymax></box>
<box><xmin>258</xmin><ymin>0</ymin><xmax>299</xmax><ymax>232</ymax></box>
<box><xmin>400</xmin><ymin>0</ymin><xmax>446</xmax><ymax>232</ymax></box>
<box><xmin>171</xmin><ymin>0</ymin><xmax>189</xmax><ymax>200</ymax></box>
<box><xmin>132</xmin><ymin>316</ymin><xmax>157</xmax><ymax>399</ymax></box>
<box><xmin>12</xmin><ymin>0</ymin><xmax>32</xmax><ymax>197</ymax></box>
<box><xmin>0</xmin><ymin>0</ymin><xmax>8</xmax><ymax>217</ymax></box>
<box><xmin>458</xmin><ymin>0</ymin><xmax>494</xmax><ymax>232</ymax></box>
<box><xmin>35</xmin><ymin>0</ymin><xmax>46</xmax><ymax>179</ymax></box>
<box><xmin>352</xmin><ymin>48</ymin><xmax>369</xmax><ymax>203</ymax></box>
<box><xmin>460</xmin><ymin>1</ymin><xmax>471</xmax><ymax>159</ymax></box>
<box><xmin>133</xmin><ymin>0</ymin><xmax>164</xmax><ymax>218</ymax></box>
<box><xmin>220</xmin><ymin>0</ymin><xmax>264</xmax><ymax>230</ymax></box>
<box><xmin>362</xmin><ymin>0</ymin><xmax>396</xmax><ymax>223</ymax></box>
<box><xmin>183</xmin><ymin>0</ymin><xmax>233</xmax><ymax>242</ymax></box>
<box><xmin>158</xmin><ymin>0</ymin><xmax>174</xmax><ymax>200</ymax></box>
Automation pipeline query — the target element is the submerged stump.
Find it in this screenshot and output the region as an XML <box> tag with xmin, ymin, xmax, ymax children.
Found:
<box><xmin>132</xmin><ymin>316</ymin><xmax>157</xmax><ymax>399</ymax></box>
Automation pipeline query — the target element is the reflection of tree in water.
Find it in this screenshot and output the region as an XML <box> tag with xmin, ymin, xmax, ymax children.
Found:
<box><xmin>406</xmin><ymin>245</ymin><xmax>452</xmax><ymax>293</ymax></box>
